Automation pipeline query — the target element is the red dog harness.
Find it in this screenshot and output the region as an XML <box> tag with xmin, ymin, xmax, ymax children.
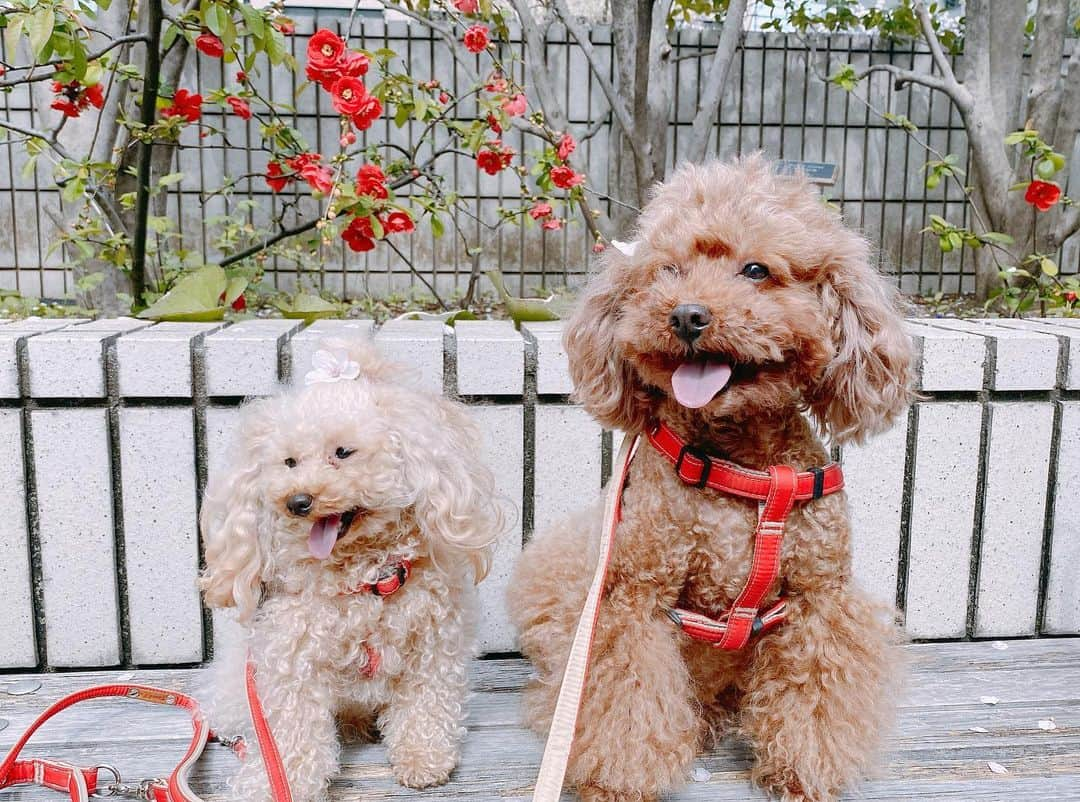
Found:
<box><xmin>647</xmin><ymin>421</ymin><xmax>844</xmax><ymax>650</ymax></box>
<box><xmin>0</xmin><ymin>557</ymin><xmax>413</xmax><ymax>802</ymax></box>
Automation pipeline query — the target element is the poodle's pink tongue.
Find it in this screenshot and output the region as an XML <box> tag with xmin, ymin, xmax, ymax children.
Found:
<box><xmin>308</xmin><ymin>514</ymin><xmax>341</xmax><ymax>559</ymax></box>
<box><xmin>672</xmin><ymin>360</ymin><xmax>732</xmax><ymax>408</ymax></box>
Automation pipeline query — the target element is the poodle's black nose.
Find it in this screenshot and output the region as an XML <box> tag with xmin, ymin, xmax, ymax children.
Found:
<box><xmin>669</xmin><ymin>303</ymin><xmax>712</xmax><ymax>345</ymax></box>
<box><xmin>286</xmin><ymin>493</ymin><xmax>314</xmax><ymax>516</ymax></box>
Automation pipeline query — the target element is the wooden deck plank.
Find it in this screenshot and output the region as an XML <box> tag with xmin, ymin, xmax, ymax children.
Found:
<box><xmin>1</xmin><ymin>639</ymin><xmax>1078</xmax><ymax>801</ymax></box>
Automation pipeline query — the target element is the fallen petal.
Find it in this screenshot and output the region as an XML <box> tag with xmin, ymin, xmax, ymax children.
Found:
<box><xmin>691</xmin><ymin>767</ymin><xmax>711</xmax><ymax>782</ymax></box>
<box><xmin>990</xmin><ymin>641</ymin><xmax>1009</xmax><ymax>651</ymax></box>
<box><xmin>987</xmin><ymin>761</ymin><xmax>1009</xmax><ymax>775</ymax></box>
<box><xmin>980</xmin><ymin>696</ymin><xmax>1000</xmax><ymax>705</ymax></box>
<box><xmin>969</xmin><ymin>726</ymin><xmax>989</xmax><ymax>733</ymax></box>
<box><xmin>1038</xmin><ymin>719</ymin><xmax>1058</xmax><ymax>731</ymax></box>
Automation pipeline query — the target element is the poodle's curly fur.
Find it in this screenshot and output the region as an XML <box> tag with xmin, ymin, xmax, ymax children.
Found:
<box><xmin>199</xmin><ymin>339</ymin><xmax>500</xmax><ymax>802</ymax></box>
<box><xmin>508</xmin><ymin>156</ymin><xmax>914</xmax><ymax>802</ymax></box>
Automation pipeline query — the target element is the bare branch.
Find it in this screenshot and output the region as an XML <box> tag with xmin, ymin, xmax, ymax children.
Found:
<box><xmin>0</xmin><ymin>34</ymin><xmax>150</xmax><ymax>89</ymax></box>
<box><xmin>1053</xmin><ymin>204</ymin><xmax>1080</xmax><ymax>249</ymax></box>
<box><xmin>550</xmin><ymin>0</ymin><xmax>643</xmax><ymax>166</ymax></box>
<box><xmin>1025</xmin><ymin>0</ymin><xmax>1070</xmax><ymax>140</ymax></box>
<box><xmin>0</xmin><ymin>118</ymin><xmax>73</xmax><ymax>159</ymax></box>
<box><xmin>219</xmin><ymin>218</ymin><xmax>320</xmax><ymax>268</ymax></box>
<box><xmin>506</xmin><ymin>0</ymin><xmax>566</xmax><ymax>130</ymax></box>
<box><xmin>914</xmin><ymin>2</ymin><xmax>960</xmax><ymax>93</ymax></box>
<box><xmin>686</xmin><ymin>0</ymin><xmax>747</xmax><ymax>163</ymax></box>
<box><xmin>853</xmin><ymin>62</ymin><xmax>955</xmax><ymax>97</ymax></box>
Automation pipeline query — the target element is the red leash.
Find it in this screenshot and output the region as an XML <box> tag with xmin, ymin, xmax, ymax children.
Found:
<box><xmin>646</xmin><ymin>421</ymin><xmax>844</xmax><ymax>649</ymax></box>
<box><xmin>1</xmin><ymin>558</ymin><xmax>414</xmax><ymax>802</ymax></box>
<box><xmin>0</xmin><ymin>683</ymin><xmax>227</xmax><ymax>802</ymax></box>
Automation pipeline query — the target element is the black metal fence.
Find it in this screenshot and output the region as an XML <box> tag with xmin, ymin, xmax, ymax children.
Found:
<box><xmin>1</xmin><ymin>15</ymin><xmax>1076</xmax><ymax>300</ymax></box>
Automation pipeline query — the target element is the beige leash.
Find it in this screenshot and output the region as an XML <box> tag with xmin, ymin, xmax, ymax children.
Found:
<box><xmin>531</xmin><ymin>433</ymin><xmax>640</xmax><ymax>802</ymax></box>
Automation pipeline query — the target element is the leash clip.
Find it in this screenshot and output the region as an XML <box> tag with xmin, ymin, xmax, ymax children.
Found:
<box><xmin>98</xmin><ymin>778</ymin><xmax>163</xmax><ymax>800</ymax></box>
<box><xmin>674</xmin><ymin>443</ymin><xmax>712</xmax><ymax>489</ymax></box>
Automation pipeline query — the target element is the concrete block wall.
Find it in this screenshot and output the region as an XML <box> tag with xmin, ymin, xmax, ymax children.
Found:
<box><xmin>0</xmin><ymin>316</ymin><xmax>1077</xmax><ymax>669</ymax></box>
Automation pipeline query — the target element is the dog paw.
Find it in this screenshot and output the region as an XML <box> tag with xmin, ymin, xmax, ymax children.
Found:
<box><xmin>577</xmin><ymin>783</ymin><xmax>653</xmax><ymax>802</ymax></box>
<box><xmin>391</xmin><ymin>757</ymin><xmax>455</xmax><ymax>789</ymax></box>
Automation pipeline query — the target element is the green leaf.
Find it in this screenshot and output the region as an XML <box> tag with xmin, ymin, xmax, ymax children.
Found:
<box><xmin>486</xmin><ymin>269</ymin><xmax>574</xmax><ymax>324</ymax></box>
<box><xmin>275</xmin><ymin>291</ymin><xmax>341</xmax><ymax>322</ymax></box>
<box><xmin>223</xmin><ymin>275</ymin><xmax>247</xmax><ymax>305</ymax></box>
<box><xmin>392</xmin><ymin>309</ymin><xmax>477</xmax><ymax>326</ymax></box>
<box><xmin>1036</xmin><ymin>159</ymin><xmax>1058</xmax><ymax>179</ymax></box>
<box><xmin>137</xmin><ymin>265</ymin><xmax>228</xmax><ymax>321</ymax></box>
<box><xmin>1004</xmin><ymin>131</ymin><xmax>1028</xmax><ymax>146</ymax></box>
<box><xmin>26</xmin><ymin>5</ymin><xmax>54</xmax><ymax>59</ymax></box>
<box><xmin>157</xmin><ymin>172</ymin><xmax>185</xmax><ymax>187</ymax></box>
<box><xmin>1040</xmin><ymin>257</ymin><xmax>1059</xmax><ymax>277</ymax></box>
<box><xmin>3</xmin><ymin>15</ymin><xmax>23</xmax><ymax>59</ymax></box>
<box><xmin>979</xmin><ymin>231</ymin><xmax>1015</xmax><ymax>245</ymax></box>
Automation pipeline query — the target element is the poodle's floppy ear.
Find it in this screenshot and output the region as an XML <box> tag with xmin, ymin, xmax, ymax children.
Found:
<box><xmin>809</xmin><ymin>233</ymin><xmax>914</xmax><ymax>444</ymax></box>
<box><xmin>400</xmin><ymin>397</ymin><xmax>502</xmax><ymax>582</ymax></box>
<box><xmin>563</xmin><ymin>249</ymin><xmax>648</xmax><ymax>432</ymax></box>
<box><xmin>199</xmin><ymin>400</ymin><xmax>273</xmax><ymax>621</ymax></box>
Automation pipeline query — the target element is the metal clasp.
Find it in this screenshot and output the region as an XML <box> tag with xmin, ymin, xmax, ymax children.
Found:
<box><xmin>674</xmin><ymin>443</ymin><xmax>712</xmax><ymax>489</ymax></box>
<box><xmin>97</xmin><ymin>777</ymin><xmax>164</xmax><ymax>800</ymax></box>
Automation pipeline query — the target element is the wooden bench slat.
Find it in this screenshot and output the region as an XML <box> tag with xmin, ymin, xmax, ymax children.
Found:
<box><xmin>2</xmin><ymin>640</ymin><xmax>1078</xmax><ymax>801</ymax></box>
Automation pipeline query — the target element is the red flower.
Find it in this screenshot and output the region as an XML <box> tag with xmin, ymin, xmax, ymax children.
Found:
<box><xmin>273</xmin><ymin>18</ymin><xmax>295</xmax><ymax>35</ymax></box>
<box><xmin>226</xmin><ymin>96</ymin><xmax>252</xmax><ymax>120</ymax></box>
<box><xmin>486</xmin><ymin>112</ymin><xmax>502</xmax><ymax>134</ymax></box>
<box><xmin>383</xmin><ymin>210</ymin><xmax>415</xmax><ymax>234</ymax></box>
<box><xmin>1065</xmin><ymin>291</ymin><xmax>1077</xmax><ymax>303</ymax></box>
<box><xmin>331</xmin><ymin>76</ymin><xmax>367</xmax><ymax>116</ymax></box>
<box><xmin>342</xmin><ymin>216</ymin><xmax>376</xmax><ymax>252</ymax></box>
<box><xmin>502</xmin><ymin>93</ymin><xmax>526</xmax><ymax>117</ymax></box>
<box><xmin>439</xmin><ymin>91</ymin><xmax>449</xmax><ymax>104</ymax></box>
<box><xmin>350</xmin><ymin>95</ymin><xmax>383</xmax><ymax>131</ymax></box>
<box><xmin>339</xmin><ymin>50</ymin><xmax>370</xmax><ymax>78</ymax></box>
<box><xmin>550</xmin><ymin>165</ymin><xmax>584</xmax><ymax>190</ymax></box>
<box><xmin>557</xmin><ymin>133</ymin><xmax>576</xmax><ymax>161</ymax></box>
<box><xmin>356</xmin><ymin>164</ymin><xmax>388</xmax><ymax>198</ymax></box>
<box><xmin>542</xmin><ymin>219</ymin><xmax>563</xmax><ymax>231</ymax></box>
<box><xmin>476</xmin><ymin>140</ymin><xmax>514</xmax><ymax>175</ymax></box>
<box><xmin>84</xmin><ymin>84</ymin><xmax>105</xmax><ymax>110</ymax></box>
<box><xmin>265</xmin><ymin>162</ymin><xmax>290</xmax><ymax>192</ymax></box>
<box><xmin>162</xmin><ymin>89</ymin><xmax>202</xmax><ymax>123</ymax></box>
<box><xmin>50</xmin><ymin>80</ymin><xmax>104</xmax><ymax>118</ymax></box>
<box><xmin>195</xmin><ymin>33</ymin><xmax>224</xmax><ymax>58</ymax></box>
<box><xmin>236</xmin><ymin>71</ymin><xmax>247</xmax><ymax>82</ymax></box>
<box><xmin>454</xmin><ymin>0</ymin><xmax>479</xmax><ymax>12</ymax></box>
<box><xmin>592</xmin><ymin>242</ymin><xmax>606</xmax><ymax>253</ymax></box>
<box><xmin>485</xmin><ymin>73</ymin><xmax>508</xmax><ymax>94</ymax></box>
<box><xmin>50</xmin><ymin>98</ymin><xmax>80</xmax><ymax>118</ymax></box>
<box><xmin>308</xmin><ymin>29</ymin><xmax>346</xmax><ymax>71</ymax></box>
<box><xmin>529</xmin><ymin>202</ymin><xmax>552</xmax><ymax>220</ymax></box>
<box><xmin>300</xmin><ymin>163</ymin><xmax>334</xmax><ymax>194</ymax></box>
<box><xmin>226</xmin><ymin>293</ymin><xmax>247</xmax><ymax>311</ymax></box>
<box><xmin>463</xmin><ymin>25</ymin><xmax>489</xmax><ymax>54</ymax></box>
<box><xmin>1024</xmin><ymin>180</ymin><xmax>1062</xmax><ymax>212</ymax></box>
<box><xmin>340</xmin><ymin>131</ymin><xmax>357</xmax><ymax>147</ymax></box>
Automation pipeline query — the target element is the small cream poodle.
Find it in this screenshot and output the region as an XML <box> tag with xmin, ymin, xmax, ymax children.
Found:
<box><xmin>509</xmin><ymin>156</ymin><xmax>914</xmax><ymax>802</ymax></box>
<box><xmin>199</xmin><ymin>339</ymin><xmax>500</xmax><ymax>802</ymax></box>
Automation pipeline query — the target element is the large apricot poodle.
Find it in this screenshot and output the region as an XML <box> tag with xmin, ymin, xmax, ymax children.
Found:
<box><xmin>509</xmin><ymin>156</ymin><xmax>913</xmax><ymax>802</ymax></box>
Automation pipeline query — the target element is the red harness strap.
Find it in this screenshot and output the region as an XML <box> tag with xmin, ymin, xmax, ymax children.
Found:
<box><xmin>646</xmin><ymin>422</ymin><xmax>843</xmax><ymax>650</ymax></box>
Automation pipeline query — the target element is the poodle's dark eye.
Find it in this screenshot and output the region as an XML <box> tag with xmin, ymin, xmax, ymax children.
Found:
<box><xmin>335</xmin><ymin>446</ymin><xmax>355</xmax><ymax>459</ymax></box>
<box><xmin>284</xmin><ymin>457</ymin><xmax>297</xmax><ymax>468</ymax></box>
<box><xmin>740</xmin><ymin>262</ymin><xmax>770</xmax><ymax>281</ymax></box>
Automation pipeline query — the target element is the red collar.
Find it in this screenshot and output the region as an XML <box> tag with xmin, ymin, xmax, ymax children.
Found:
<box><xmin>341</xmin><ymin>558</ymin><xmax>412</xmax><ymax>597</ymax></box>
<box><xmin>646</xmin><ymin>421</ymin><xmax>844</xmax><ymax>501</ymax></box>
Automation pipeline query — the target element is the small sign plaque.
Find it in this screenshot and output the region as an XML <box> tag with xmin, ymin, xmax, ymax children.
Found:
<box><xmin>775</xmin><ymin>160</ymin><xmax>838</xmax><ymax>185</ymax></box>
